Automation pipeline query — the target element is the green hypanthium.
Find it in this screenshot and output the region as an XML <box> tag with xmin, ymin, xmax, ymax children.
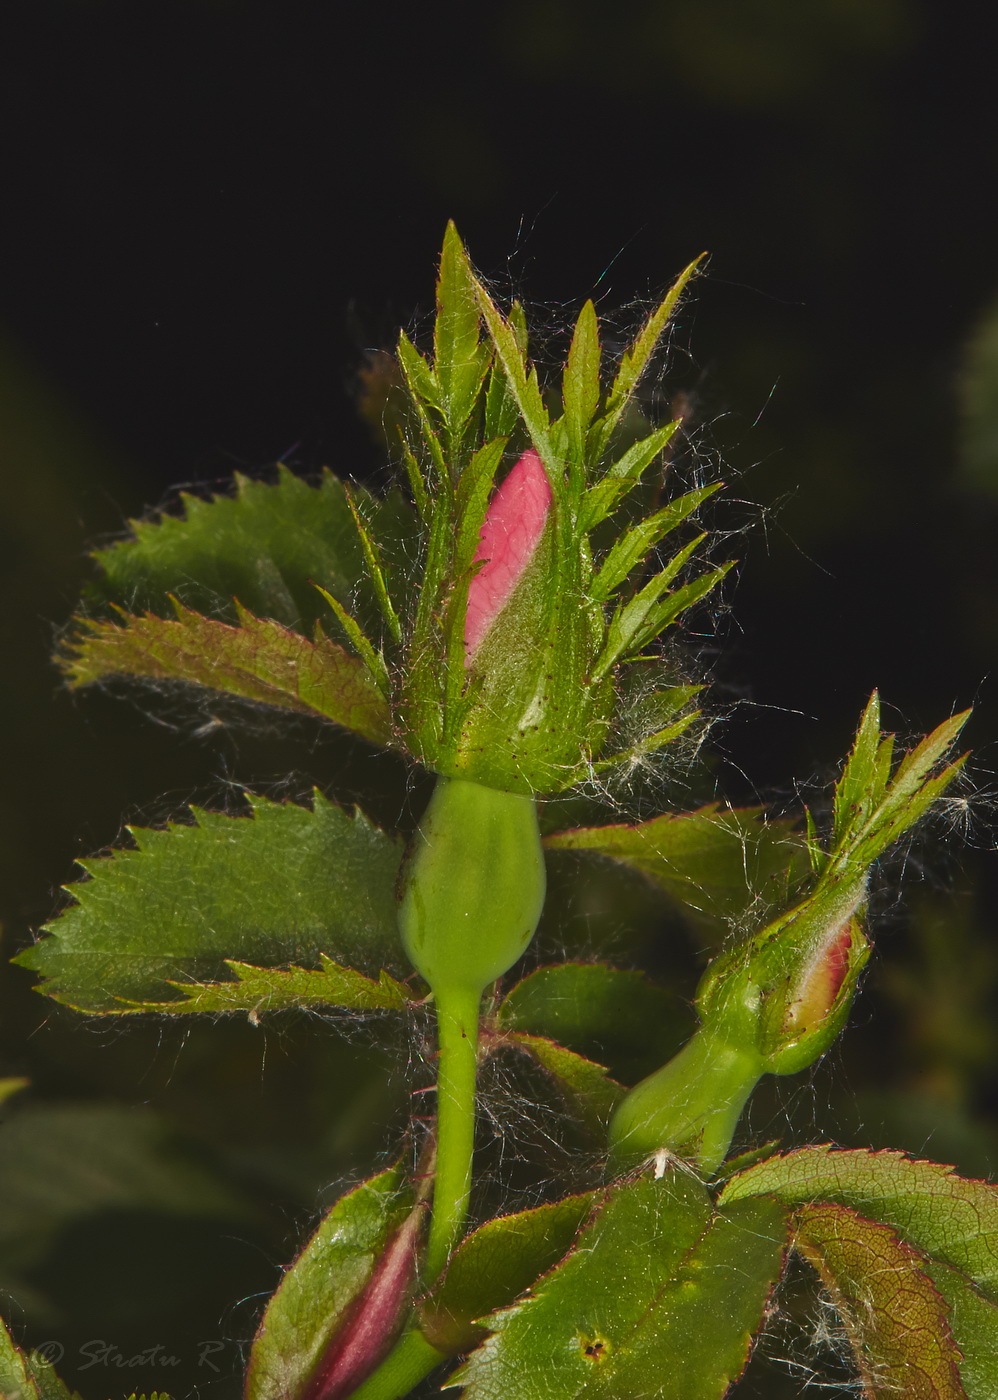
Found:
<box><xmin>3</xmin><ymin>225</ymin><xmax>990</xmax><ymax>1400</ymax></box>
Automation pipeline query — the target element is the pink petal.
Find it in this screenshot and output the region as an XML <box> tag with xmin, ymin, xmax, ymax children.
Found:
<box><xmin>464</xmin><ymin>449</ymin><xmax>553</xmax><ymax>663</ymax></box>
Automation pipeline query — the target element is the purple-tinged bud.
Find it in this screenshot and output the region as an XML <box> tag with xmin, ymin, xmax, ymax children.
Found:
<box><xmin>464</xmin><ymin>449</ymin><xmax>553</xmax><ymax>663</ymax></box>
<box><xmin>303</xmin><ymin>1204</ymin><xmax>425</xmax><ymax>1400</ymax></box>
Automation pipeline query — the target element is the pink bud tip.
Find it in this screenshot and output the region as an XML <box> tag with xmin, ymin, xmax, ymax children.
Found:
<box><xmin>464</xmin><ymin>449</ymin><xmax>553</xmax><ymax>663</ymax></box>
<box><xmin>784</xmin><ymin>919</ymin><xmax>855</xmax><ymax>1036</ymax></box>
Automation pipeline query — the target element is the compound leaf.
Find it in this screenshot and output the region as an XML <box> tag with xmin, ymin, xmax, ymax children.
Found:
<box><xmin>16</xmin><ymin>792</ymin><xmax>404</xmax><ymax>1012</ymax></box>
<box><xmin>457</xmin><ymin>1166</ymin><xmax>788</xmax><ymax>1400</ymax></box>
<box><xmin>62</xmin><ymin>602</ymin><xmax>393</xmax><ymax>746</ymax></box>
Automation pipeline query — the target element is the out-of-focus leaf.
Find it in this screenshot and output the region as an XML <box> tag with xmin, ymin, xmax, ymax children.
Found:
<box><xmin>721</xmin><ymin>1146</ymin><xmax>998</xmax><ymax>1298</ymax></box>
<box><xmin>120</xmin><ymin>955</ymin><xmax>413</xmax><ymax>1016</ymax></box>
<box><xmin>89</xmin><ymin>465</ymin><xmax>414</xmax><ymax>637</ymax></box>
<box><xmin>456</xmin><ymin>1166</ymin><xmax>788</xmax><ymax>1400</ymax></box>
<box><xmin>62</xmin><ymin>602</ymin><xmax>393</xmax><ymax>746</ymax></box>
<box><xmin>246</xmin><ymin>1165</ymin><xmax>416</xmax><ymax>1400</ymax></box>
<box><xmin>502</xmin><ymin>1033</ymin><xmax>624</xmax><ymax>1135</ymax></box>
<box><xmin>419</xmin><ymin>1194</ymin><xmax>593</xmax><ymax>1355</ymax></box>
<box><xmin>16</xmin><ymin>793</ymin><xmax>404</xmax><ymax>1012</ymax></box>
<box><xmin>0</xmin><ymin>1104</ymin><xmax>256</xmax><ymax>1282</ymax></box>
<box><xmin>794</xmin><ymin>1201</ymin><xmax>964</xmax><ymax>1398</ymax></box>
<box><xmin>544</xmin><ymin>805</ymin><xmax>807</xmax><ymax>922</ymax></box>
<box><xmin>0</xmin><ymin>1077</ymin><xmax>28</xmax><ymax>1106</ymax></box>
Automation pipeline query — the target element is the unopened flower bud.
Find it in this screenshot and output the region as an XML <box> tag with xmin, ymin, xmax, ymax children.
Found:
<box><xmin>464</xmin><ymin>449</ymin><xmax>553</xmax><ymax>663</ymax></box>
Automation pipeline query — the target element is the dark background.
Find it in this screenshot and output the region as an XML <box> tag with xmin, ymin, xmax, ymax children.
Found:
<box><xmin>2</xmin><ymin>1</ymin><xmax>998</xmax><ymax>1395</ymax></box>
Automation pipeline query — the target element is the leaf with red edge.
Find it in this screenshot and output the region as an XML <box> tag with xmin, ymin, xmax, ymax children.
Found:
<box><xmin>63</xmin><ymin>602</ymin><xmax>393</xmax><ymax>745</ymax></box>
<box><xmin>720</xmin><ymin>1146</ymin><xmax>998</xmax><ymax>1299</ymax></box>
<box><xmin>794</xmin><ymin>1201</ymin><xmax>964</xmax><ymax>1398</ymax></box>
<box><xmin>544</xmin><ymin>804</ymin><xmax>807</xmax><ymax>924</ymax></box>
<box><xmin>501</xmin><ymin>1032</ymin><xmax>624</xmax><ymax>1135</ymax></box>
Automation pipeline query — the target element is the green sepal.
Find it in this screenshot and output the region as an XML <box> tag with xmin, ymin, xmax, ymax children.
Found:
<box><xmin>62</xmin><ymin>599</ymin><xmax>394</xmax><ymax>746</ymax></box>
<box><xmin>590</xmin><ymin>485</ymin><xmax>721</xmax><ymax>602</ymax></box>
<box><xmin>245</xmin><ymin>1164</ymin><xmax>418</xmax><ymax>1400</ymax></box>
<box><xmin>16</xmin><ymin>792</ymin><xmax>404</xmax><ymax>1012</ymax></box>
<box><xmin>455</xmin><ymin>1164</ymin><xmax>788</xmax><ymax>1400</ymax></box>
<box><xmin>418</xmin><ymin>1194</ymin><xmax>594</xmax><ymax>1355</ymax></box>
<box><xmin>588</xmin><ymin>255</ymin><xmax>706</xmax><ymax>462</ymax></box>
<box><xmin>561</xmin><ymin>300</ymin><xmax>601</xmax><ymax>476</ymax></box>
<box><xmin>578</xmin><ymin>421</ymin><xmax>681</xmax><ymax>531</ymax></box>
<box><xmin>696</xmin><ymin>700</ymin><xmax>969</xmax><ymax>1074</ymax></box>
<box><xmin>118</xmin><ymin>955</ymin><xmax>413</xmax><ymax>1016</ymax></box>
<box><xmin>435</xmin><ymin>221</ymin><xmax>492</xmax><ymax>448</ymax></box>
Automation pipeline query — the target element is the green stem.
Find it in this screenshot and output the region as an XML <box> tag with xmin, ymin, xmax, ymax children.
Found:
<box><xmin>340</xmin><ymin>986</ymin><xmax>482</xmax><ymax>1400</ymax></box>
<box><xmin>345</xmin><ymin>1328</ymin><xmax>448</xmax><ymax>1400</ymax></box>
<box><xmin>424</xmin><ymin>982</ymin><xmax>482</xmax><ymax>1282</ymax></box>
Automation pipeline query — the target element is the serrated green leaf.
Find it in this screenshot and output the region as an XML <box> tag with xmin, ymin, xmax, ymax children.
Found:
<box><xmin>544</xmin><ymin>806</ymin><xmax>807</xmax><ymax>923</ymax></box>
<box><xmin>497</xmin><ymin>962</ymin><xmax>684</xmax><ymax>1078</ymax></box>
<box><xmin>90</xmin><ymin>466</ymin><xmax>415</xmax><ymax>639</ymax></box>
<box><xmin>562</xmin><ymin>301</ymin><xmax>601</xmax><ymax>469</ymax></box>
<box><xmin>2</xmin><ymin>1316</ymin><xmax>78</xmax><ymax>1400</ymax></box>
<box><xmin>419</xmin><ymin>1194</ymin><xmax>594</xmax><ymax>1355</ymax></box>
<box><xmin>120</xmin><ymin>954</ymin><xmax>412</xmax><ymax>1016</ymax></box>
<box><xmin>503</xmin><ymin>1032</ymin><xmax>624</xmax><ymax>1135</ymax></box>
<box><xmin>721</xmin><ymin>1146</ymin><xmax>998</xmax><ymax>1299</ymax></box>
<box><xmin>578</xmin><ymin>421</ymin><xmax>682</xmax><ymax>531</ymax></box>
<box><xmin>435</xmin><ymin>223</ymin><xmax>489</xmax><ymax>439</ymax></box>
<box><xmin>16</xmin><ymin>793</ymin><xmax>404</xmax><ymax>1012</ymax></box>
<box><xmin>794</xmin><ymin>1202</ymin><xmax>964</xmax><ymax>1398</ymax></box>
<box><xmin>246</xmin><ymin>1165</ymin><xmax>417</xmax><ymax>1400</ymax></box>
<box><xmin>591</xmin><ymin>486</ymin><xmax>720</xmax><ymax>602</ymax></box>
<box><xmin>457</xmin><ymin>1167</ymin><xmax>788</xmax><ymax>1400</ymax></box>
<box><xmin>62</xmin><ymin>602</ymin><xmax>393</xmax><ymax>746</ymax></box>
<box><xmin>926</xmin><ymin>1259</ymin><xmax>998</xmax><ymax>1397</ymax></box>
<box><xmin>589</xmin><ymin>256</ymin><xmax>705</xmax><ymax>460</ymax></box>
